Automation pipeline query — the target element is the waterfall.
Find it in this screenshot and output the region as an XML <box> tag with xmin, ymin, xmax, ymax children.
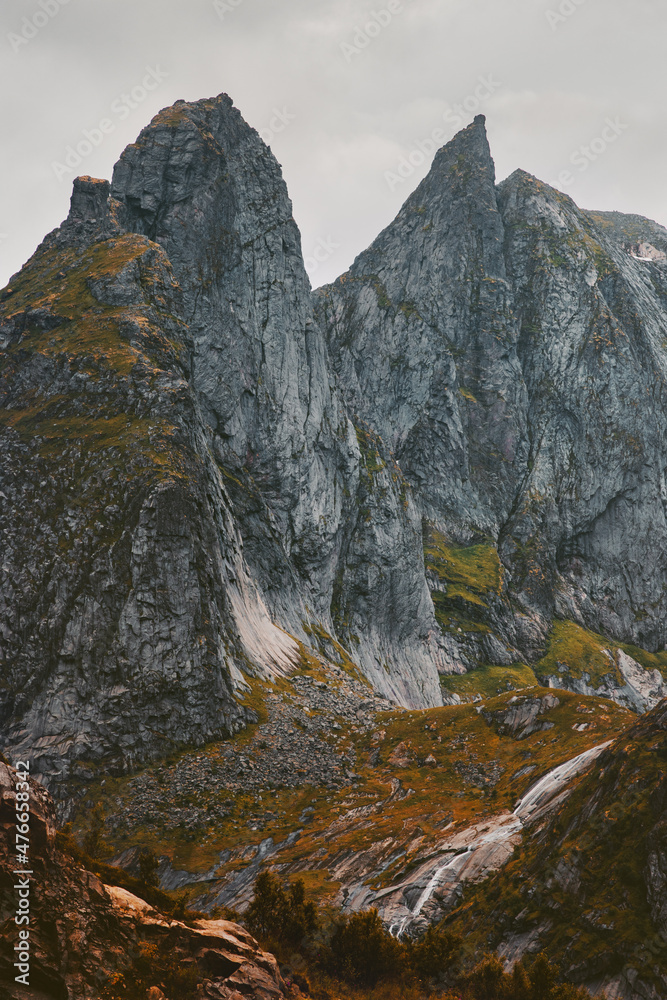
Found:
<box><xmin>391</xmin><ymin>741</ymin><xmax>611</xmax><ymax>937</ymax></box>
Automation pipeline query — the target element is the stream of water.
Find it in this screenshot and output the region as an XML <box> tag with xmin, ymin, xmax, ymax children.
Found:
<box><xmin>389</xmin><ymin>741</ymin><xmax>611</xmax><ymax>937</ymax></box>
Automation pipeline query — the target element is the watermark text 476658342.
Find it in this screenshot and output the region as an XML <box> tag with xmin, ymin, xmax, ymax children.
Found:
<box><xmin>13</xmin><ymin>760</ymin><xmax>32</xmax><ymax>988</ymax></box>
<box><xmin>51</xmin><ymin>65</ymin><xmax>168</xmax><ymax>182</ymax></box>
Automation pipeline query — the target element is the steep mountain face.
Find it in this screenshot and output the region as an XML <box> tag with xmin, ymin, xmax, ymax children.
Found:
<box><xmin>2</xmin><ymin>94</ymin><xmax>667</xmax><ymax>795</ymax></box>
<box><xmin>108</xmin><ymin>96</ymin><xmax>444</xmax><ymax>705</ymax></box>
<box><xmin>448</xmin><ymin>698</ymin><xmax>667</xmax><ymax>999</ymax></box>
<box><xmin>316</xmin><ymin>116</ymin><xmax>667</xmax><ymax>687</ymax></box>
<box><xmin>0</xmin><ymin>95</ymin><xmax>444</xmax><ymax>795</ymax></box>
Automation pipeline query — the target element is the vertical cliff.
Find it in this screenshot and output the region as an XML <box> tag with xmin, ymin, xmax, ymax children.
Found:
<box><xmin>316</xmin><ymin>114</ymin><xmax>667</xmax><ymax>688</ymax></box>
<box><xmin>0</xmin><ymin>96</ymin><xmax>446</xmax><ymax>794</ymax></box>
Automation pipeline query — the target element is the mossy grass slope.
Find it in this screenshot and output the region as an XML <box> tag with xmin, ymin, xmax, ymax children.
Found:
<box><xmin>70</xmin><ymin>686</ymin><xmax>634</xmax><ymax>909</ymax></box>
<box><xmin>535</xmin><ymin>619</ymin><xmax>667</xmax><ymax>687</ymax></box>
<box><xmin>445</xmin><ymin>701</ymin><xmax>667</xmax><ymax>991</ymax></box>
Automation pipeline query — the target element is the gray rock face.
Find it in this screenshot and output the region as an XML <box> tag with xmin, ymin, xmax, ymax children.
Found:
<box><xmin>543</xmin><ymin>648</ymin><xmax>667</xmax><ymax>714</ymax></box>
<box><xmin>0</xmin><ymin>94</ymin><xmax>443</xmax><ymax>792</ymax></box>
<box><xmin>109</xmin><ymin>95</ymin><xmax>444</xmax><ymax>707</ymax></box>
<box><xmin>3</xmin><ymin>95</ymin><xmax>667</xmax><ymax>789</ymax></box>
<box><xmin>316</xmin><ymin>114</ymin><xmax>667</xmax><ymax>665</ymax></box>
<box><xmin>317</xmin><ymin>117</ymin><xmax>529</xmax><ymax>535</ymax></box>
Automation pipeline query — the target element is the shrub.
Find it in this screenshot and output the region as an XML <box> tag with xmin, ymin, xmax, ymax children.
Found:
<box><xmin>328</xmin><ymin>908</ymin><xmax>403</xmax><ymax>985</ymax></box>
<box><xmin>137</xmin><ymin>848</ymin><xmax>160</xmax><ymax>889</ymax></box>
<box><xmin>459</xmin><ymin>953</ymin><xmax>591</xmax><ymax>1000</ymax></box>
<box><xmin>134</xmin><ymin>941</ymin><xmax>199</xmax><ymax>998</ymax></box>
<box><xmin>101</xmin><ymin>941</ymin><xmax>199</xmax><ymax>1000</ymax></box>
<box><xmin>462</xmin><ymin>954</ymin><xmax>508</xmax><ymax>999</ymax></box>
<box><xmin>245</xmin><ymin>871</ymin><xmax>318</xmax><ymax>950</ymax></box>
<box><xmin>82</xmin><ymin>804</ymin><xmax>111</xmax><ymax>859</ymax></box>
<box><xmin>407</xmin><ymin>923</ymin><xmax>462</xmax><ymax>982</ymax></box>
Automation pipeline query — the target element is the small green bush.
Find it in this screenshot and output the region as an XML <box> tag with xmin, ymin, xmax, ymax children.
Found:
<box><xmin>328</xmin><ymin>908</ymin><xmax>403</xmax><ymax>985</ymax></box>
<box><xmin>245</xmin><ymin>871</ymin><xmax>318</xmax><ymax>950</ymax></box>
<box><xmin>406</xmin><ymin>923</ymin><xmax>461</xmax><ymax>981</ymax></box>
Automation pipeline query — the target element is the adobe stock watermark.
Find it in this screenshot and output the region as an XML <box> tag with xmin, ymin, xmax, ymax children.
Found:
<box><xmin>51</xmin><ymin>65</ymin><xmax>168</xmax><ymax>182</ymax></box>
<box><xmin>545</xmin><ymin>0</ymin><xmax>588</xmax><ymax>31</ymax></box>
<box><xmin>304</xmin><ymin>236</ymin><xmax>340</xmax><ymax>278</ymax></box>
<box><xmin>13</xmin><ymin>760</ymin><xmax>32</xmax><ymax>988</ymax></box>
<box><xmin>384</xmin><ymin>75</ymin><xmax>501</xmax><ymax>191</ymax></box>
<box><xmin>7</xmin><ymin>0</ymin><xmax>71</xmax><ymax>54</ymax></box>
<box><xmin>556</xmin><ymin>116</ymin><xmax>629</xmax><ymax>190</ymax></box>
<box><xmin>340</xmin><ymin>0</ymin><xmax>413</xmax><ymax>63</ymax></box>
<box><xmin>213</xmin><ymin>0</ymin><xmax>244</xmax><ymax>21</ymax></box>
<box><xmin>257</xmin><ymin>108</ymin><xmax>295</xmax><ymax>146</ymax></box>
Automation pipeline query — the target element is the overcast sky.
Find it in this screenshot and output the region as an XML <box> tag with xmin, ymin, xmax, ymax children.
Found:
<box><xmin>1</xmin><ymin>0</ymin><xmax>665</xmax><ymax>289</ymax></box>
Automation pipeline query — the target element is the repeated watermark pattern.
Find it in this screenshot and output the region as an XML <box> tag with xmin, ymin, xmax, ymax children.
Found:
<box><xmin>556</xmin><ymin>116</ymin><xmax>629</xmax><ymax>190</ymax></box>
<box><xmin>257</xmin><ymin>107</ymin><xmax>296</xmax><ymax>147</ymax></box>
<box><xmin>545</xmin><ymin>0</ymin><xmax>589</xmax><ymax>31</ymax></box>
<box><xmin>384</xmin><ymin>75</ymin><xmax>502</xmax><ymax>191</ymax></box>
<box><xmin>13</xmin><ymin>761</ymin><xmax>32</xmax><ymax>988</ymax></box>
<box><xmin>7</xmin><ymin>0</ymin><xmax>72</xmax><ymax>53</ymax></box>
<box><xmin>213</xmin><ymin>0</ymin><xmax>244</xmax><ymax>21</ymax></box>
<box><xmin>340</xmin><ymin>0</ymin><xmax>413</xmax><ymax>63</ymax></box>
<box><xmin>304</xmin><ymin>235</ymin><xmax>341</xmax><ymax>277</ymax></box>
<box><xmin>51</xmin><ymin>65</ymin><xmax>168</xmax><ymax>182</ymax></box>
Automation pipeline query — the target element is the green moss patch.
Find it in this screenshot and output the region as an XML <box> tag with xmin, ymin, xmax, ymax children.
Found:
<box><xmin>424</xmin><ymin>528</ymin><xmax>502</xmax><ymax>605</ymax></box>
<box><xmin>536</xmin><ymin>621</ymin><xmax>623</xmax><ymax>688</ymax></box>
<box><xmin>442</xmin><ymin>663</ymin><xmax>539</xmax><ymax>700</ymax></box>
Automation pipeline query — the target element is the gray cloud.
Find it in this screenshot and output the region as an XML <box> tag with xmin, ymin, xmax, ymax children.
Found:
<box><xmin>1</xmin><ymin>0</ymin><xmax>665</xmax><ymax>288</ymax></box>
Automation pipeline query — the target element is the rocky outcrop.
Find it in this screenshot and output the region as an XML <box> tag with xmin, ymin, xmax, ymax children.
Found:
<box><xmin>316</xmin><ymin>115</ymin><xmax>667</xmax><ymax>674</ymax></box>
<box><xmin>543</xmin><ymin>648</ymin><xmax>667</xmax><ymax>714</ymax></box>
<box><xmin>0</xmin><ymin>760</ymin><xmax>287</xmax><ymax>999</ymax></box>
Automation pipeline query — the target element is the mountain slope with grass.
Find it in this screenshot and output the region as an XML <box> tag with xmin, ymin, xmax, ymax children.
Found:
<box><xmin>445</xmin><ymin>697</ymin><xmax>667</xmax><ymax>999</ymax></box>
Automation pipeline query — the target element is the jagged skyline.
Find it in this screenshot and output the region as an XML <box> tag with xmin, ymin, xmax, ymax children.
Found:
<box><xmin>1</xmin><ymin>0</ymin><xmax>665</xmax><ymax>290</ymax></box>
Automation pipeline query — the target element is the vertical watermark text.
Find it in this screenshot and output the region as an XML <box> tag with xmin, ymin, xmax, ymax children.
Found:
<box><xmin>13</xmin><ymin>760</ymin><xmax>32</xmax><ymax>988</ymax></box>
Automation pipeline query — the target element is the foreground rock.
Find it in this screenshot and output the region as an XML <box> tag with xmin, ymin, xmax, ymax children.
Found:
<box><xmin>0</xmin><ymin>761</ymin><xmax>287</xmax><ymax>999</ymax></box>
